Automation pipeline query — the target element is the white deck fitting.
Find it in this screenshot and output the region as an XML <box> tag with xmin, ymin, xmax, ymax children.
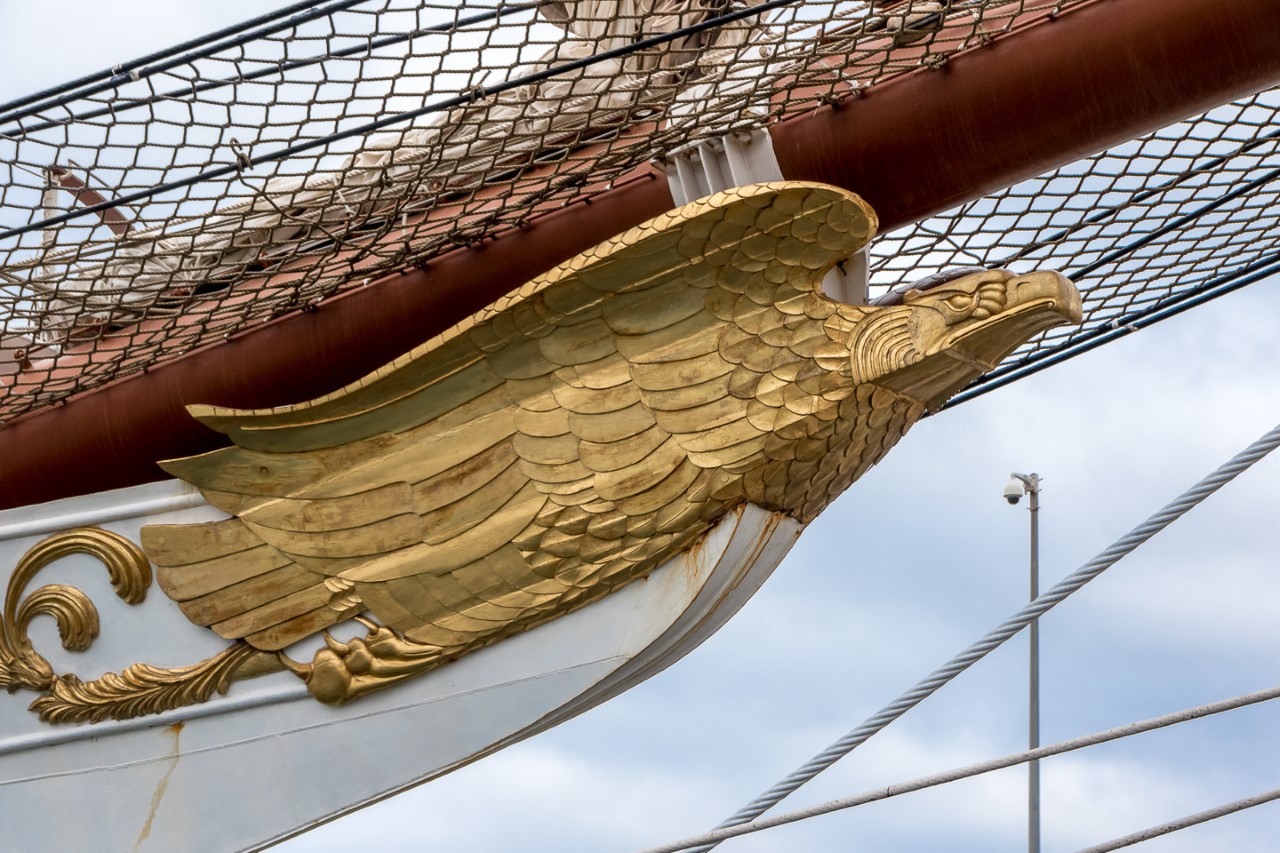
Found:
<box><xmin>663</xmin><ymin>129</ymin><xmax>868</xmax><ymax>304</ymax></box>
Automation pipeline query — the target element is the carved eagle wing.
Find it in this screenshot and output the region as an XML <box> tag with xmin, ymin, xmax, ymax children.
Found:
<box><xmin>141</xmin><ymin>182</ymin><xmax>877</xmax><ymax>653</ymax></box>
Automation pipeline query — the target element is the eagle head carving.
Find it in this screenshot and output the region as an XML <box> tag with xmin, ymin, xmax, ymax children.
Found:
<box><xmin>850</xmin><ymin>267</ymin><xmax>1081</xmax><ymax>411</ymax></box>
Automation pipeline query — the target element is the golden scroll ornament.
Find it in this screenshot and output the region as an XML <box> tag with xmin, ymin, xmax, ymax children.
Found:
<box><xmin>0</xmin><ymin>527</ymin><xmax>152</xmax><ymax>694</ymax></box>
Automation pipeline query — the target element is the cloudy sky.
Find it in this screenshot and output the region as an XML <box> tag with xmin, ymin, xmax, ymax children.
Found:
<box><xmin>3</xmin><ymin>3</ymin><xmax>1278</xmax><ymax>851</ymax></box>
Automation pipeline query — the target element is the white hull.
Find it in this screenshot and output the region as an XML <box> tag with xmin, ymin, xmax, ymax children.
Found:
<box><xmin>0</xmin><ymin>480</ymin><xmax>800</xmax><ymax>851</ymax></box>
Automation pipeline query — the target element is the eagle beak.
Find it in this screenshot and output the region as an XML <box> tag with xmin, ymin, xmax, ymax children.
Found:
<box><xmin>875</xmin><ymin>270</ymin><xmax>1082</xmax><ymax>411</ymax></box>
<box><xmin>941</xmin><ymin>271</ymin><xmax>1083</xmax><ymax>367</ymax></box>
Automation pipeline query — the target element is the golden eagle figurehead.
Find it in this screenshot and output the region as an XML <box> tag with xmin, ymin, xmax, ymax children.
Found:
<box><xmin>141</xmin><ymin>182</ymin><xmax>1082</xmax><ymax>704</ymax></box>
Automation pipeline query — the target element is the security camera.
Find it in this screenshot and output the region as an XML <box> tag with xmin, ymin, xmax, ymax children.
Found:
<box><xmin>1003</xmin><ymin>478</ymin><xmax>1024</xmax><ymax>505</ymax></box>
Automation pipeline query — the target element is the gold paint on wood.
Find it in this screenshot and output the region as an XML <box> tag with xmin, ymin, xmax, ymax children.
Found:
<box><xmin>0</xmin><ymin>528</ymin><xmax>151</xmax><ymax>693</ymax></box>
<box><xmin>28</xmin><ymin>641</ymin><xmax>273</xmax><ymax>724</ymax></box>
<box><xmin>131</xmin><ymin>182</ymin><xmax>1081</xmax><ymax>707</ymax></box>
<box><xmin>0</xmin><ymin>528</ymin><xmax>278</xmax><ymax>724</ymax></box>
<box><xmin>279</xmin><ymin>616</ymin><xmax>443</xmax><ymax>704</ymax></box>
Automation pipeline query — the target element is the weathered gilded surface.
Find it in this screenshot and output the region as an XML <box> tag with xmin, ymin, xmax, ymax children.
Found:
<box><xmin>114</xmin><ymin>181</ymin><xmax>1080</xmax><ymax>708</ymax></box>
<box><xmin>0</xmin><ymin>526</ymin><xmax>283</xmax><ymax>723</ymax></box>
<box><xmin>28</xmin><ymin>640</ymin><xmax>265</xmax><ymax>724</ymax></box>
<box><xmin>0</xmin><ymin>527</ymin><xmax>215</xmax><ymax>723</ymax></box>
<box><xmin>0</xmin><ymin>528</ymin><xmax>151</xmax><ymax>694</ymax></box>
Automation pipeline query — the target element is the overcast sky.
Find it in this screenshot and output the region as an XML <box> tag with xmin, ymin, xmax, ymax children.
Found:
<box><xmin>3</xmin><ymin>3</ymin><xmax>1278</xmax><ymax>851</ymax></box>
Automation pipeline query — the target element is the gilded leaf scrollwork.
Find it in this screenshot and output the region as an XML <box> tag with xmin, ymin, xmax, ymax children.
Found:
<box><xmin>0</xmin><ymin>528</ymin><xmax>279</xmax><ymax>725</ymax></box>
<box><xmin>1</xmin><ymin>186</ymin><xmax>1082</xmax><ymax>724</ymax></box>
<box><xmin>29</xmin><ymin>641</ymin><xmax>264</xmax><ymax>725</ymax></box>
<box><xmin>0</xmin><ymin>528</ymin><xmax>151</xmax><ymax>693</ymax></box>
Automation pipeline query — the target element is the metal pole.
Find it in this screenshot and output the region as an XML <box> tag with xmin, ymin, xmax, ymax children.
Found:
<box><xmin>1027</xmin><ymin>475</ymin><xmax>1041</xmax><ymax>853</ymax></box>
<box><xmin>680</xmin><ymin>426</ymin><xmax>1280</xmax><ymax>852</ymax></box>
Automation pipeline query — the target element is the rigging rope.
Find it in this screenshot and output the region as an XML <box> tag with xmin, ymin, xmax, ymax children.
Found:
<box><xmin>1</xmin><ymin>2</ymin><xmax>1274</xmax><ymax>424</ymax></box>
<box><xmin>0</xmin><ymin>0</ymin><xmax>374</xmax><ymax>128</ymax></box>
<box><xmin>1074</xmin><ymin>787</ymin><xmax>1280</xmax><ymax>853</ymax></box>
<box><xmin>875</xmin><ymin>86</ymin><xmax>1280</xmax><ymax>400</ymax></box>
<box><xmin>0</xmin><ymin>3</ymin><xmax>543</xmax><ymax>137</ymax></box>
<box><xmin>985</xmin><ymin>125</ymin><xmax>1280</xmax><ymax>273</ymax></box>
<box><xmin>673</xmin><ymin>419</ymin><xmax>1280</xmax><ymax>852</ymax></box>
<box><xmin>942</xmin><ymin>247</ymin><xmax>1280</xmax><ymax>408</ymax></box>
<box><xmin>635</xmin><ymin>685</ymin><xmax>1280</xmax><ymax>853</ymax></box>
<box><xmin>0</xmin><ymin>0</ymin><xmax>794</xmax><ymax>242</ymax></box>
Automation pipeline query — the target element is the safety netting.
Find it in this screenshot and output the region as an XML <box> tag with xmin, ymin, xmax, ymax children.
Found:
<box><xmin>0</xmin><ymin>0</ymin><xmax>1271</xmax><ymax>421</ymax></box>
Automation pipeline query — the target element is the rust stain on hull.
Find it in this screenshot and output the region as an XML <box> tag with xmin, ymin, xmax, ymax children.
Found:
<box><xmin>133</xmin><ymin>722</ymin><xmax>183</xmax><ymax>851</ymax></box>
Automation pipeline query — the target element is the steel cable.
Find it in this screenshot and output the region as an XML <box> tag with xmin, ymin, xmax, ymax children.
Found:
<box><xmin>942</xmin><ymin>249</ymin><xmax>1280</xmax><ymax>409</ymax></box>
<box><xmin>1</xmin><ymin>3</ymin><xmax>543</xmax><ymax>137</ymax></box>
<box><xmin>676</xmin><ymin>419</ymin><xmax>1280</xmax><ymax>852</ymax></box>
<box><xmin>0</xmin><ymin>0</ymin><xmax>797</xmax><ymax>242</ymax></box>
<box><xmin>0</xmin><ymin>1</ymin><xmax>1136</xmax><ymax>420</ymax></box>
<box><xmin>0</xmin><ymin>0</ymin><xmax>374</xmax><ymax>128</ymax></box>
<box><xmin>1073</xmin><ymin>787</ymin><xmax>1280</xmax><ymax>853</ymax></box>
<box><xmin>636</xmin><ymin>686</ymin><xmax>1280</xmax><ymax>853</ymax></box>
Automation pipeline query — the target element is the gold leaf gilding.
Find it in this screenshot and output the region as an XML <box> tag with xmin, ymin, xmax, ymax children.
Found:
<box><xmin>0</xmin><ymin>528</ymin><xmax>151</xmax><ymax>693</ymax></box>
<box><xmin>135</xmin><ymin>183</ymin><xmax>1079</xmax><ymax>707</ymax></box>
<box><xmin>0</xmin><ymin>528</ymin><xmax>277</xmax><ymax>725</ymax></box>
<box><xmin>29</xmin><ymin>642</ymin><xmax>269</xmax><ymax>725</ymax></box>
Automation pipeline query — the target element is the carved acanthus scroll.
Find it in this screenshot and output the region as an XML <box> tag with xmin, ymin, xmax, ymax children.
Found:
<box><xmin>0</xmin><ymin>528</ymin><xmax>281</xmax><ymax>724</ymax></box>
<box><xmin>29</xmin><ymin>642</ymin><xmax>266</xmax><ymax>725</ymax></box>
<box><xmin>0</xmin><ymin>528</ymin><xmax>151</xmax><ymax>693</ymax></box>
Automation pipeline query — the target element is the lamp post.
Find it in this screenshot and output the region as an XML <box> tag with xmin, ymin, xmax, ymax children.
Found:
<box><xmin>1004</xmin><ymin>472</ymin><xmax>1041</xmax><ymax>853</ymax></box>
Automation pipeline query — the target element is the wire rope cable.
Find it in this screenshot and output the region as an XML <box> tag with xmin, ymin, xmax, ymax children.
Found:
<box><xmin>2</xmin><ymin>2</ymin><xmax>1275</xmax><ymax>424</ymax></box>
<box><xmin>987</xmin><ymin>125</ymin><xmax>1280</xmax><ymax>274</ymax></box>
<box><xmin>942</xmin><ymin>249</ymin><xmax>1280</xmax><ymax>408</ymax></box>
<box><xmin>1</xmin><ymin>2</ymin><xmax>543</xmax><ymax>137</ymax></box>
<box><xmin>0</xmin><ymin>0</ymin><xmax>374</xmax><ymax>128</ymax></box>
<box><xmin>1</xmin><ymin>0</ymin><xmax>942</xmax><ymax>133</ymax></box>
<box><xmin>635</xmin><ymin>685</ymin><xmax>1280</xmax><ymax>853</ymax></box>
<box><xmin>676</xmin><ymin>419</ymin><xmax>1280</xmax><ymax>852</ymax></box>
<box><xmin>0</xmin><ymin>0</ymin><xmax>797</xmax><ymax>242</ymax></box>
<box><xmin>1073</xmin><ymin>787</ymin><xmax>1280</xmax><ymax>853</ymax></box>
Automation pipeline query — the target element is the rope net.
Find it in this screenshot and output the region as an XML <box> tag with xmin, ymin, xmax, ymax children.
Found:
<box><xmin>0</xmin><ymin>0</ymin><xmax>1270</xmax><ymax>422</ymax></box>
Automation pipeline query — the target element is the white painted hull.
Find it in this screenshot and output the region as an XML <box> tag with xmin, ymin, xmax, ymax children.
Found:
<box><xmin>0</xmin><ymin>480</ymin><xmax>801</xmax><ymax>851</ymax></box>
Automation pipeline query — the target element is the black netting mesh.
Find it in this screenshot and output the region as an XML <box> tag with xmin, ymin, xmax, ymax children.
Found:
<box><xmin>3</xmin><ymin>0</ymin><xmax>1267</xmax><ymax>422</ymax></box>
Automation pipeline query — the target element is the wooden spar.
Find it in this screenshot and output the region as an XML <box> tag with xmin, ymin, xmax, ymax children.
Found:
<box><xmin>2</xmin><ymin>0</ymin><xmax>1278</xmax><ymax>510</ymax></box>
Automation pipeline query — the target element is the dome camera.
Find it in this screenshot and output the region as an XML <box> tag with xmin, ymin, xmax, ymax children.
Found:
<box><xmin>1003</xmin><ymin>477</ymin><xmax>1024</xmax><ymax>505</ymax></box>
